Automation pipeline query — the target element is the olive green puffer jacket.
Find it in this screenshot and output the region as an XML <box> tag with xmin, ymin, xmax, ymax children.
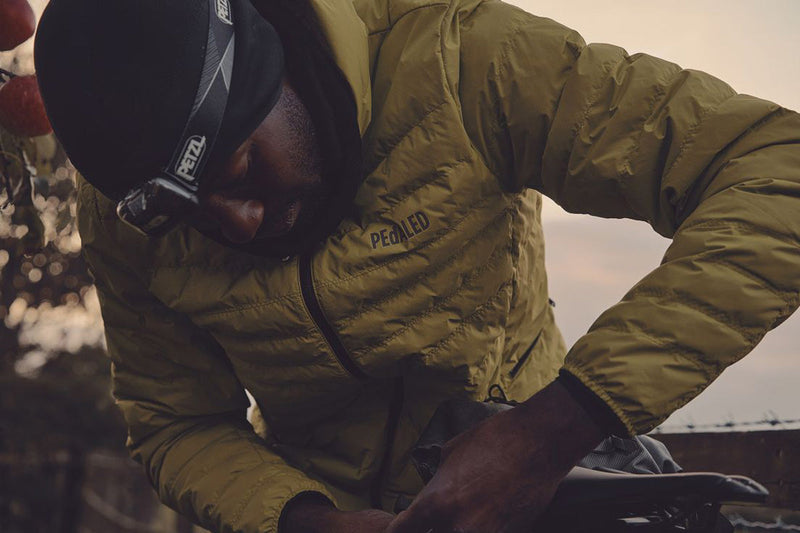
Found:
<box><xmin>77</xmin><ymin>0</ymin><xmax>800</xmax><ymax>531</ymax></box>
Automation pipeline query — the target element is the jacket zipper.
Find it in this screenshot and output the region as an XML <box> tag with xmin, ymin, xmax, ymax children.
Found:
<box><xmin>371</xmin><ymin>377</ymin><xmax>404</xmax><ymax>509</ymax></box>
<box><xmin>509</xmin><ymin>330</ymin><xmax>542</xmax><ymax>379</ymax></box>
<box><xmin>299</xmin><ymin>253</ymin><xmax>367</xmax><ymax>380</ymax></box>
<box><xmin>298</xmin><ymin>255</ymin><xmax>405</xmax><ymax>508</ymax></box>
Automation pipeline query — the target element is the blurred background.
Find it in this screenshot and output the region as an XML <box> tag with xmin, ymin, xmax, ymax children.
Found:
<box><xmin>0</xmin><ymin>0</ymin><xmax>797</xmax><ymax>531</ymax></box>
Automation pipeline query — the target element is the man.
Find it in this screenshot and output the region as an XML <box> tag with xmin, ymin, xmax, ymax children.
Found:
<box><xmin>34</xmin><ymin>0</ymin><xmax>800</xmax><ymax>531</ymax></box>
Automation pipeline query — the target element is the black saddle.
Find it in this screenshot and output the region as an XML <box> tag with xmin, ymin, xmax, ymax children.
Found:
<box><xmin>537</xmin><ymin>467</ymin><xmax>768</xmax><ymax>532</ymax></box>
<box><xmin>548</xmin><ymin>467</ymin><xmax>768</xmax><ymax>510</ymax></box>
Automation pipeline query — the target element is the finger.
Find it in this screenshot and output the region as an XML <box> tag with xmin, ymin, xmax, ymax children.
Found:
<box><xmin>383</xmin><ymin>505</ymin><xmax>440</xmax><ymax>533</ymax></box>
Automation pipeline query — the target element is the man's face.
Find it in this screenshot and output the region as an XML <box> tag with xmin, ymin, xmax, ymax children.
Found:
<box><xmin>196</xmin><ymin>76</ymin><xmax>327</xmax><ymax>252</ymax></box>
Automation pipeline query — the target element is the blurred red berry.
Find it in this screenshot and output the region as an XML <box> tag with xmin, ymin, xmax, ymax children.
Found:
<box><xmin>0</xmin><ymin>0</ymin><xmax>36</xmax><ymax>51</ymax></box>
<box><xmin>0</xmin><ymin>75</ymin><xmax>53</xmax><ymax>137</ymax></box>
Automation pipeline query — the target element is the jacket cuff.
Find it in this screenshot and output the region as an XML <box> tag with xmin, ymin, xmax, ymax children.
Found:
<box><xmin>557</xmin><ymin>370</ymin><xmax>631</xmax><ymax>437</ymax></box>
<box><xmin>277</xmin><ymin>491</ymin><xmax>335</xmax><ymax>533</ymax></box>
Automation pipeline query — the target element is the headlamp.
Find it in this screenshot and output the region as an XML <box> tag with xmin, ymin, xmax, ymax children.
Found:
<box><xmin>116</xmin><ymin>0</ymin><xmax>235</xmax><ymax>236</ymax></box>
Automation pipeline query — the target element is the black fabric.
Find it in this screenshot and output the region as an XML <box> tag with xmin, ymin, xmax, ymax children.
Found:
<box><xmin>577</xmin><ymin>435</ymin><xmax>682</xmax><ymax>474</ymax></box>
<box><xmin>557</xmin><ymin>371</ymin><xmax>630</xmax><ymax>437</ymax></box>
<box><xmin>35</xmin><ymin>0</ymin><xmax>284</xmax><ymax>202</ymax></box>
<box><xmin>277</xmin><ymin>491</ymin><xmax>334</xmax><ymax>532</ymax></box>
<box><xmin>212</xmin><ymin>0</ymin><xmax>284</xmax><ymax>176</ymax></box>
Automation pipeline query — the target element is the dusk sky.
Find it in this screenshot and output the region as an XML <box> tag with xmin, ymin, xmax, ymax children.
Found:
<box><xmin>509</xmin><ymin>0</ymin><xmax>800</xmax><ymax>430</ymax></box>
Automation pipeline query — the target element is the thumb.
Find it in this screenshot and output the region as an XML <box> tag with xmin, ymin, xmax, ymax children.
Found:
<box><xmin>383</xmin><ymin>505</ymin><xmax>438</xmax><ymax>533</ymax></box>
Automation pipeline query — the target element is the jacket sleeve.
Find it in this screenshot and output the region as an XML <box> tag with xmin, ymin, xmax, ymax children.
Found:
<box><xmin>77</xmin><ymin>182</ymin><xmax>334</xmax><ymax>533</ymax></box>
<box><xmin>460</xmin><ymin>1</ymin><xmax>800</xmax><ymax>435</ymax></box>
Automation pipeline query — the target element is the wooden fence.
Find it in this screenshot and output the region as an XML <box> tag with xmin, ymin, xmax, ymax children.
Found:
<box><xmin>657</xmin><ymin>429</ymin><xmax>800</xmax><ymax>510</ymax></box>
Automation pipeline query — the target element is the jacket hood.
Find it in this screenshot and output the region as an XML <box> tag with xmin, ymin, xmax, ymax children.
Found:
<box><xmin>256</xmin><ymin>0</ymin><xmax>372</xmax><ymax>136</ymax></box>
<box><xmin>306</xmin><ymin>0</ymin><xmax>372</xmax><ymax>136</ymax></box>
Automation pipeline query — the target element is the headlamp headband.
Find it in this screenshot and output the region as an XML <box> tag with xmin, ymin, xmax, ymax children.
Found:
<box><xmin>116</xmin><ymin>0</ymin><xmax>235</xmax><ymax>235</ymax></box>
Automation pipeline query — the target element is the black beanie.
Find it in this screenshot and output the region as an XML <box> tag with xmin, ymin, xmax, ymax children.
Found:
<box><xmin>34</xmin><ymin>0</ymin><xmax>284</xmax><ymax>201</ymax></box>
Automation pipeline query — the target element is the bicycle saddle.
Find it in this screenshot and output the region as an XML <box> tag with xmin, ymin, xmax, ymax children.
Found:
<box><xmin>547</xmin><ymin>466</ymin><xmax>769</xmax><ymax>512</ymax></box>
<box><xmin>536</xmin><ymin>468</ymin><xmax>768</xmax><ymax>532</ymax></box>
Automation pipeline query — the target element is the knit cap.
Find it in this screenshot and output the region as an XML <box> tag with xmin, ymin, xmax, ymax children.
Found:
<box><xmin>35</xmin><ymin>0</ymin><xmax>284</xmax><ymax>200</ymax></box>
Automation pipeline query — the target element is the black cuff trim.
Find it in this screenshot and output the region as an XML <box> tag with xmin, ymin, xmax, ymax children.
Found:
<box><xmin>557</xmin><ymin>370</ymin><xmax>629</xmax><ymax>438</ymax></box>
<box><xmin>277</xmin><ymin>491</ymin><xmax>335</xmax><ymax>533</ymax></box>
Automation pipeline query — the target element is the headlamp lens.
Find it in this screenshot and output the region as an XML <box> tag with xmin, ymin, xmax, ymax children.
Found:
<box><xmin>116</xmin><ymin>178</ymin><xmax>200</xmax><ymax>236</ymax></box>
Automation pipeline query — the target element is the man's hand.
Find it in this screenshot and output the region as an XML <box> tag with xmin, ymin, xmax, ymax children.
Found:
<box><xmin>385</xmin><ymin>380</ymin><xmax>606</xmax><ymax>533</ymax></box>
<box><xmin>282</xmin><ymin>499</ymin><xmax>394</xmax><ymax>533</ymax></box>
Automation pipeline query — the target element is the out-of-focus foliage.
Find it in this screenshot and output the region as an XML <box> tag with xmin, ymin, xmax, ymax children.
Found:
<box><xmin>0</xmin><ymin>42</ymin><xmax>126</xmax><ymax>531</ymax></box>
<box><xmin>0</xmin><ymin>155</ymin><xmax>124</xmax><ymax>448</ymax></box>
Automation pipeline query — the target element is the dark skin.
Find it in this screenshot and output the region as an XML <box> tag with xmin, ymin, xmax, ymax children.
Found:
<box><xmin>200</xmin><ymin>76</ymin><xmax>326</xmax><ymax>247</ymax></box>
<box><xmin>282</xmin><ymin>381</ymin><xmax>605</xmax><ymax>533</ymax></box>
<box><xmin>201</xmin><ymin>77</ymin><xmax>607</xmax><ymax>532</ymax></box>
<box><xmin>383</xmin><ymin>382</ymin><xmax>605</xmax><ymax>533</ymax></box>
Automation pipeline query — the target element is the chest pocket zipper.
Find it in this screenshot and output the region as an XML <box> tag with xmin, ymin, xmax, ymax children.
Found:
<box><xmin>508</xmin><ymin>330</ymin><xmax>542</xmax><ymax>379</ymax></box>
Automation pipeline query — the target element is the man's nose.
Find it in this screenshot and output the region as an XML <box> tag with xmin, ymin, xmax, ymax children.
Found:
<box><xmin>203</xmin><ymin>194</ymin><xmax>265</xmax><ymax>244</ymax></box>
